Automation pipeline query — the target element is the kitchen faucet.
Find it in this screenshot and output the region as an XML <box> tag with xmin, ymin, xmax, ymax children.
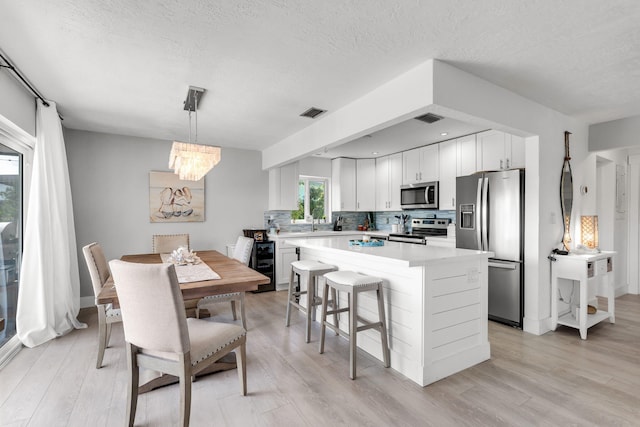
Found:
<box><xmin>310</xmin><ymin>215</ymin><xmax>316</xmax><ymax>232</ymax></box>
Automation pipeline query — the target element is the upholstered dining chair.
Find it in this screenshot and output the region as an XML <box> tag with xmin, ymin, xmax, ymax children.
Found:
<box><xmin>109</xmin><ymin>260</ymin><xmax>247</xmax><ymax>427</ymax></box>
<box><xmin>82</xmin><ymin>242</ymin><xmax>122</xmax><ymax>369</ymax></box>
<box><xmin>152</xmin><ymin>233</ymin><xmax>190</xmax><ymax>254</ymax></box>
<box><xmin>195</xmin><ymin>236</ymin><xmax>254</xmax><ymax>328</ymax></box>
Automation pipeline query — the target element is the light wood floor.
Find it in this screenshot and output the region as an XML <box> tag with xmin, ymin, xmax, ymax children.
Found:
<box><xmin>1</xmin><ymin>292</ymin><xmax>639</xmax><ymax>426</ymax></box>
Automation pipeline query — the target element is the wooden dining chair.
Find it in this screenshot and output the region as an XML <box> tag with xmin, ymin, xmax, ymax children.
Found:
<box><xmin>195</xmin><ymin>236</ymin><xmax>254</xmax><ymax>328</ymax></box>
<box><xmin>109</xmin><ymin>260</ymin><xmax>247</xmax><ymax>427</ymax></box>
<box><xmin>82</xmin><ymin>242</ymin><xmax>122</xmax><ymax>369</ymax></box>
<box><xmin>152</xmin><ymin>233</ymin><xmax>190</xmax><ymax>254</ymax></box>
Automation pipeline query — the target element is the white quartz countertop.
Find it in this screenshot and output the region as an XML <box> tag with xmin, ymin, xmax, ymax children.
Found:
<box><xmin>269</xmin><ymin>230</ymin><xmax>362</xmax><ymax>239</ymax></box>
<box><xmin>284</xmin><ymin>236</ymin><xmax>492</xmax><ymax>267</ymax></box>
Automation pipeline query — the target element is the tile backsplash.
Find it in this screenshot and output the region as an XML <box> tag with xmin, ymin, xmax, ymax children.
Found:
<box><xmin>264</xmin><ymin>210</ymin><xmax>456</xmax><ymax>233</ymax></box>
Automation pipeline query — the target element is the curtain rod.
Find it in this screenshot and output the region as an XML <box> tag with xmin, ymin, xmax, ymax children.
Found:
<box><xmin>0</xmin><ymin>51</ymin><xmax>50</xmax><ymax>108</ymax></box>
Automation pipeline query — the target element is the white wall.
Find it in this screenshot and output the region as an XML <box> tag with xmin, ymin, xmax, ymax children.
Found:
<box><xmin>0</xmin><ymin>70</ymin><xmax>35</xmax><ymax>136</ymax></box>
<box><xmin>589</xmin><ymin>115</ymin><xmax>640</xmax><ymax>151</ymax></box>
<box><xmin>298</xmin><ymin>157</ymin><xmax>331</xmax><ymax>177</ymax></box>
<box><xmin>65</xmin><ymin>129</ymin><xmax>268</xmax><ymax>298</ymax></box>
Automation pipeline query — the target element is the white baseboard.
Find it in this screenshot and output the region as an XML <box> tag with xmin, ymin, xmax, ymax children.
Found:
<box><xmin>80</xmin><ymin>296</ymin><xmax>94</xmax><ymax>309</ymax></box>
<box><xmin>523</xmin><ymin>316</ymin><xmax>551</xmax><ymax>336</ymax></box>
<box><xmin>0</xmin><ymin>336</ymin><xmax>22</xmax><ymax>370</ymax></box>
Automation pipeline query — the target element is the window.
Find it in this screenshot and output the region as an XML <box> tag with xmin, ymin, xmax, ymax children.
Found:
<box><xmin>291</xmin><ymin>176</ymin><xmax>329</xmax><ymax>222</ymax></box>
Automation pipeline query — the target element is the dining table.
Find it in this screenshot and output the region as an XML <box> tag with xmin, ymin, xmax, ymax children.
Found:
<box><xmin>97</xmin><ymin>249</ymin><xmax>271</xmax><ymax>393</ymax></box>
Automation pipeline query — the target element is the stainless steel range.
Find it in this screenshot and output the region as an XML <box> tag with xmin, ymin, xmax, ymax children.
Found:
<box><xmin>388</xmin><ymin>218</ymin><xmax>450</xmax><ymax>244</ymax></box>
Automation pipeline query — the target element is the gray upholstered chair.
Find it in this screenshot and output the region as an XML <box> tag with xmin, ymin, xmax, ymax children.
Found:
<box><xmin>195</xmin><ymin>236</ymin><xmax>254</xmax><ymax>328</ymax></box>
<box><xmin>82</xmin><ymin>242</ymin><xmax>122</xmax><ymax>369</ymax></box>
<box><xmin>109</xmin><ymin>260</ymin><xmax>247</xmax><ymax>427</ymax></box>
<box><xmin>152</xmin><ymin>233</ymin><xmax>190</xmax><ymax>254</ymax></box>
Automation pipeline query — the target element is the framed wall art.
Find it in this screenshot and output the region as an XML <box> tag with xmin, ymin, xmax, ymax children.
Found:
<box><xmin>149</xmin><ymin>171</ymin><xmax>205</xmax><ymax>223</ymax></box>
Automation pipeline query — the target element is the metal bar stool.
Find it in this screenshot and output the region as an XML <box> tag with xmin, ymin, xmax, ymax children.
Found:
<box><xmin>319</xmin><ymin>270</ymin><xmax>390</xmax><ymax>379</ymax></box>
<box><xmin>285</xmin><ymin>260</ymin><xmax>338</xmax><ymax>343</ymax></box>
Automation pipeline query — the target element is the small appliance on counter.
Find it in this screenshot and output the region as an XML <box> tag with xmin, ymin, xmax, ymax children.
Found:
<box><xmin>333</xmin><ymin>215</ymin><xmax>344</xmax><ymax>231</ymax></box>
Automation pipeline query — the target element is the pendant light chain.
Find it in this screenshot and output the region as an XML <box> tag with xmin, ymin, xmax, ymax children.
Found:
<box><xmin>195</xmin><ymin>92</ymin><xmax>199</xmax><ymax>143</ymax></box>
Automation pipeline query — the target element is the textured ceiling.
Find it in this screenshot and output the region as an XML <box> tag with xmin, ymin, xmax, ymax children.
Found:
<box><xmin>1</xmin><ymin>1</ymin><xmax>639</xmax><ymax>153</ymax></box>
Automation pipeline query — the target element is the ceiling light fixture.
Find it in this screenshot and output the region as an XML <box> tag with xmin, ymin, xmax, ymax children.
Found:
<box><xmin>441</xmin><ymin>132</ymin><xmax>448</xmax><ymax>136</ymax></box>
<box><xmin>168</xmin><ymin>86</ymin><xmax>221</xmax><ymax>181</ymax></box>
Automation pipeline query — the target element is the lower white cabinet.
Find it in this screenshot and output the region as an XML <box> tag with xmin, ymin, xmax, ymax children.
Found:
<box><xmin>276</xmin><ymin>244</ymin><xmax>298</xmax><ymax>287</ymax></box>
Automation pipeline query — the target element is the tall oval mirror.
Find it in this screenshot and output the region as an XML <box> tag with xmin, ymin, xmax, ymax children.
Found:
<box><xmin>560</xmin><ymin>131</ymin><xmax>573</xmax><ymax>251</ymax></box>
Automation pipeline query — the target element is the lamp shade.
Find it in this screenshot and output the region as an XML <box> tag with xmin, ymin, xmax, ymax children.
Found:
<box><xmin>580</xmin><ymin>215</ymin><xmax>599</xmax><ymax>249</ymax></box>
<box><xmin>168</xmin><ymin>141</ymin><xmax>221</xmax><ymax>181</ymax></box>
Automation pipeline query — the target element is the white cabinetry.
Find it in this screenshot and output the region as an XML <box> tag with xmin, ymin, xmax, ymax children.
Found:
<box><xmin>331</xmin><ymin>158</ymin><xmax>356</xmax><ymax>211</ymax></box>
<box><xmin>477</xmin><ymin>130</ymin><xmax>525</xmax><ymax>171</ymax></box>
<box><xmin>402</xmin><ymin>144</ymin><xmax>439</xmax><ymax>185</ymax></box>
<box><xmin>375</xmin><ymin>153</ymin><xmax>402</xmax><ymax>211</ymax></box>
<box><xmin>438</xmin><ymin>139</ymin><xmax>457</xmax><ymax>210</ymax></box>
<box><xmin>276</xmin><ymin>243</ymin><xmax>298</xmax><ymax>288</ymax></box>
<box><xmin>551</xmin><ymin>252</ymin><xmax>616</xmax><ymax>340</ymax></box>
<box><xmin>356</xmin><ymin>159</ymin><xmax>376</xmax><ymax>211</ymax></box>
<box><xmin>456</xmin><ymin>134</ymin><xmax>477</xmax><ymax>176</ymax></box>
<box><xmin>268</xmin><ymin>162</ymin><xmax>299</xmax><ymax>210</ymax></box>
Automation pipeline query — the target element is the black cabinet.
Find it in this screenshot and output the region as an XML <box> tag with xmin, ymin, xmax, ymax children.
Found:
<box><xmin>250</xmin><ymin>240</ymin><xmax>275</xmax><ymax>292</ymax></box>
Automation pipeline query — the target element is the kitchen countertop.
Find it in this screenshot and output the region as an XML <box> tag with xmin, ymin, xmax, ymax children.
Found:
<box><xmin>284</xmin><ymin>236</ymin><xmax>491</xmax><ymax>267</ymax></box>
<box><xmin>268</xmin><ymin>230</ymin><xmax>362</xmax><ymax>239</ymax></box>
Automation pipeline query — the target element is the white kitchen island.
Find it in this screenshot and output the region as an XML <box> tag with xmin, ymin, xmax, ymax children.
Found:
<box><xmin>285</xmin><ymin>236</ymin><xmax>493</xmax><ymax>387</ymax></box>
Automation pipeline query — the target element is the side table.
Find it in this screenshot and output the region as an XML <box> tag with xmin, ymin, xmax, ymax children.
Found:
<box><xmin>550</xmin><ymin>251</ymin><xmax>615</xmax><ymax>339</ymax></box>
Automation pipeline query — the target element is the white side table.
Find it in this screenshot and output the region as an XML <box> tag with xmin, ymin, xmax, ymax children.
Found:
<box><xmin>550</xmin><ymin>251</ymin><xmax>616</xmax><ymax>339</ymax></box>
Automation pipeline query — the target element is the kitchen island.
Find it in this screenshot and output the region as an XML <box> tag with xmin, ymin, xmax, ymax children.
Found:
<box><xmin>285</xmin><ymin>236</ymin><xmax>492</xmax><ymax>386</ymax></box>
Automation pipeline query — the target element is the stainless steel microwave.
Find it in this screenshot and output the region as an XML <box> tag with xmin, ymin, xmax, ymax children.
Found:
<box><xmin>400</xmin><ymin>181</ymin><xmax>439</xmax><ymax>209</ymax></box>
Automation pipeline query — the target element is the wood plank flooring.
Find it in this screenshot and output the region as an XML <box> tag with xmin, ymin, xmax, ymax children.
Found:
<box><xmin>1</xmin><ymin>292</ymin><xmax>639</xmax><ymax>426</ymax></box>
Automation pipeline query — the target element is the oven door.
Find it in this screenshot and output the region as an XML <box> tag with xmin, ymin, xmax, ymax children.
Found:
<box><xmin>388</xmin><ymin>234</ymin><xmax>426</xmax><ymax>244</ymax></box>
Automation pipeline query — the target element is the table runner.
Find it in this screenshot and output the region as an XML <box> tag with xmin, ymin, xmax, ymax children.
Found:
<box><xmin>160</xmin><ymin>254</ymin><xmax>221</xmax><ymax>283</ymax></box>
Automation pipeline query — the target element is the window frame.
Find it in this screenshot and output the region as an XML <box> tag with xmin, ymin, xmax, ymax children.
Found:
<box><xmin>291</xmin><ymin>175</ymin><xmax>330</xmax><ymax>224</ymax></box>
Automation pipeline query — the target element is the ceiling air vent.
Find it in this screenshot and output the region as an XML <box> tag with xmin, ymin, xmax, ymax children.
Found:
<box><xmin>300</xmin><ymin>107</ymin><xmax>327</xmax><ymax>119</ymax></box>
<box><xmin>414</xmin><ymin>113</ymin><xmax>443</xmax><ymax>124</ymax></box>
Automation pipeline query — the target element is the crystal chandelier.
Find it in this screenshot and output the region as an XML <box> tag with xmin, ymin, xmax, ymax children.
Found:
<box><xmin>168</xmin><ymin>86</ymin><xmax>221</xmax><ymax>181</ymax></box>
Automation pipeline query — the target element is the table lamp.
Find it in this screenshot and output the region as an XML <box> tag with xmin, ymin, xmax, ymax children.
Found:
<box><xmin>580</xmin><ymin>215</ymin><xmax>599</xmax><ymax>250</ymax></box>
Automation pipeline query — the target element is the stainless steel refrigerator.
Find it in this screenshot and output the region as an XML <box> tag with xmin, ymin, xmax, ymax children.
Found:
<box><xmin>456</xmin><ymin>169</ymin><xmax>524</xmax><ymax>328</ymax></box>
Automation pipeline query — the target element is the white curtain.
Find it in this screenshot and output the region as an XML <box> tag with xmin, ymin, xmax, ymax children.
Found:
<box><xmin>16</xmin><ymin>100</ymin><xmax>86</xmax><ymax>348</ymax></box>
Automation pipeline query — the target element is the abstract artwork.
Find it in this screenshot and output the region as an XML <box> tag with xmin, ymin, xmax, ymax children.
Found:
<box><xmin>149</xmin><ymin>171</ymin><xmax>205</xmax><ymax>222</ymax></box>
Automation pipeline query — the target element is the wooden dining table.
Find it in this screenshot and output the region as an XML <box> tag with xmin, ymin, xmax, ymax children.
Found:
<box><xmin>97</xmin><ymin>249</ymin><xmax>271</xmax><ymax>393</ymax></box>
<box><xmin>97</xmin><ymin>249</ymin><xmax>271</xmax><ymax>306</ymax></box>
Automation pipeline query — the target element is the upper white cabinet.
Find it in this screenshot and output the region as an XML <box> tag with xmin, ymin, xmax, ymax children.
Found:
<box><xmin>477</xmin><ymin>130</ymin><xmax>525</xmax><ymax>171</ymax></box>
<box><xmin>375</xmin><ymin>153</ymin><xmax>402</xmax><ymax>211</ymax></box>
<box><xmin>438</xmin><ymin>139</ymin><xmax>457</xmax><ymax>210</ymax></box>
<box><xmin>331</xmin><ymin>157</ymin><xmax>356</xmax><ymax>211</ymax></box>
<box><xmin>456</xmin><ymin>134</ymin><xmax>477</xmax><ymax>177</ymax></box>
<box><xmin>356</xmin><ymin>159</ymin><xmax>376</xmax><ymax>211</ymax></box>
<box><xmin>403</xmin><ymin>144</ymin><xmax>439</xmax><ymax>185</ymax></box>
<box><xmin>268</xmin><ymin>162</ymin><xmax>299</xmax><ymax>210</ymax></box>
<box><xmin>509</xmin><ymin>135</ymin><xmax>526</xmax><ymax>169</ymax></box>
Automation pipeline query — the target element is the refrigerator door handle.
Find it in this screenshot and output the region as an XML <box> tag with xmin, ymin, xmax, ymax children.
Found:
<box><xmin>488</xmin><ymin>261</ymin><xmax>517</xmax><ymax>269</ymax></box>
<box><xmin>482</xmin><ymin>177</ymin><xmax>489</xmax><ymax>251</ymax></box>
<box><xmin>476</xmin><ymin>177</ymin><xmax>483</xmax><ymax>250</ymax></box>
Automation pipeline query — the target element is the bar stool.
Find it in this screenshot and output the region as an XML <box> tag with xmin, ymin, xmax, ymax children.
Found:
<box><xmin>285</xmin><ymin>260</ymin><xmax>338</xmax><ymax>343</ymax></box>
<box><xmin>319</xmin><ymin>271</ymin><xmax>390</xmax><ymax>380</ymax></box>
